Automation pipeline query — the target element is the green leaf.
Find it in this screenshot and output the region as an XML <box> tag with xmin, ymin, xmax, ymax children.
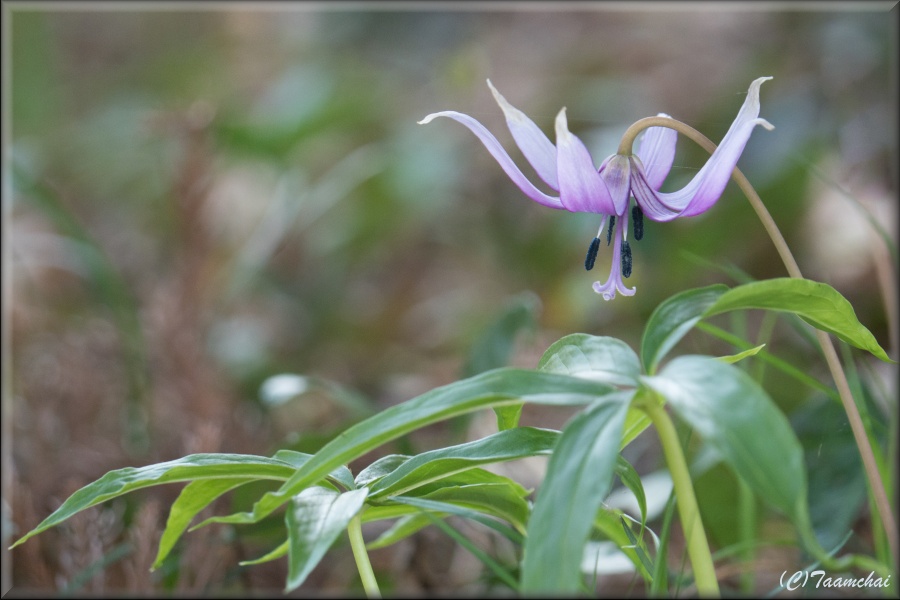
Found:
<box><xmin>390</xmin><ymin>496</ymin><xmax>523</xmax><ymax>545</ymax></box>
<box><xmin>643</xmin><ymin>356</ymin><xmax>810</xmax><ymax>527</ymax></box>
<box><xmin>153</xmin><ymin>478</ymin><xmax>249</xmax><ymax>569</ymax></box>
<box><xmin>355</xmin><ymin>454</ymin><xmax>410</xmax><ymax>488</ymax></box>
<box><xmin>421</xmin><ymin>511</ymin><xmax>519</xmax><ymax>590</ymax></box>
<box><xmin>640</xmin><ymin>285</ymin><xmax>728</xmax><ymax>375</ymax></box>
<box><xmin>697</xmin><ymin>322</ymin><xmax>838</xmax><ymax>400</ymax></box>
<box><xmin>368</xmin><ymin>427</ymin><xmax>558</xmax><ymax>498</ymax></box>
<box><xmin>383</xmin><ymin>468</ymin><xmax>532</xmax><ymax>533</ymax></box>
<box><xmin>285</xmin><ymin>486</ymin><xmax>368</xmax><ymax>592</ymax></box>
<box><xmin>207</xmin><ymin>368</ymin><xmax>615</xmax><ymax>529</ymax></box>
<box><xmin>494</xmin><ymin>403</ymin><xmax>523</xmax><ymax>431</ymax></box>
<box><xmin>360</xmin><ymin>504</ymin><xmax>419</xmax><ymax>523</ymax></box>
<box><xmin>240</xmin><ymin>540</ymin><xmax>289</xmax><ymax>566</ymax></box>
<box><xmin>538</xmin><ymin>334</ymin><xmax>642</xmax><ymax>387</ymax></box>
<box><xmin>593</xmin><ymin>508</ymin><xmax>652</xmax><ymax>582</ymax></box>
<box><xmin>620</xmin><ymin>407</ymin><xmax>652</xmax><ymax>451</ymax></box>
<box><xmin>272</xmin><ymin>449</ymin><xmax>356</xmax><ymax>490</ymax></box>
<box><xmin>614</xmin><ymin>456</ymin><xmax>647</xmax><ymax>528</ymax></box>
<box><xmin>10</xmin><ymin>453</ymin><xmax>302</xmax><ymax>549</ymax></box>
<box><xmin>703</xmin><ymin>278</ymin><xmax>892</xmax><ymax>363</ymax></box>
<box><xmin>717</xmin><ymin>343</ymin><xmax>766</xmax><ymax>364</ymax></box>
<box><xmin>366</xmin><ymin>513</ymin><xmax>435</xmax><ymax>550</ymax></box>
<box><xmin>520</xmin><ymin>392</ymin><xmax>632</xmax><ymax>594</ymax></box>
<box><xmin>416</xmin><ymin>482</ymin><xmax>530</xmax><ymax>533</ymax></box>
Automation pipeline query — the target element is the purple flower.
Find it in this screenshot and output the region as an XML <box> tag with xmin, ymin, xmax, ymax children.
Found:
<box><xmin>419</xmin><ymin>77</ymin><xmax>774</xmax><ymax>300</ymax></box>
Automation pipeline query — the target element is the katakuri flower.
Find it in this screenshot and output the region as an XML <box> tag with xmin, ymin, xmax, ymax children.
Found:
<box><xmin>419</xmin><ymin>77</ymin><xmax>774</xmax><ymax>300</ymax></box>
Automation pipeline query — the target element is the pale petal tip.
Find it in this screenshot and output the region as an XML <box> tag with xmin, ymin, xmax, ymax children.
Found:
<box><xmin>748</xmin><ymin>76</ymin><xmax>773</xmax><ymax>96</ymax></box>
<box><xmin>418</xmin><ymin>113</ymin><xmax>439</xmax><ymax>125</ymax></box>
<box><xmin>756</xmin><ymin>118</ymin><xmax>775</xmax><ymax>131</ymax></box>
<box><xmin>554</xmin><ymin>107</ymin><xmax>569</xmax><ymax>136</ymax></box>
<box><xmin>487</xmin><ymin>79</ymin><xmax>525</xmax><ymax>123</ymax></box>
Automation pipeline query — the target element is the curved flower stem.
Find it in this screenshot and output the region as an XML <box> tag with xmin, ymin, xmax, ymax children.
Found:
<box><xmin>348</xmin><ymin>515</ymin><xmax>381</xmax><ymax>599</ymax></box>
<box><xmin>621</xmin><ymin>115</ymin><xmax>899</xmax><ymax>570</ymax></box>
<box><xmin>642</xmin><ymin>400</ymin><xmax>720</xmax><ymax>597</ymax></box>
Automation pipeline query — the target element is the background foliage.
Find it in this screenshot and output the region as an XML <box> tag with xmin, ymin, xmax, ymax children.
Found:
<box><xmin>4</xmin><ymin>2</ymin><xmax>897</xmax><ymax>596</ymax></box>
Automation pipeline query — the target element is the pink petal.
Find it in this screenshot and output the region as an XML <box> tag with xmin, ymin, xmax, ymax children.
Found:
<box><xmin>635</xmin><ymin>114</ymin><xmax>677</xmax><ymax>190</ymax></box>
<box><xmin>554</xmin><ymin>108</ymin><xmax>616</xmax><ymax>214</ymax></box>
<box><xmin>650</xmin><ymin>77</ymin><xmax>774</xmax><ymax>217</ymax></box>
<box><xmin>488</xmin><ymin>80</ymin><xmax>559</xmax><ymax>191</ymax></box>
<box><xmin>419</xmin><ymin>111</ymin><xmax>564</xmax><ymax>210</ymax></box>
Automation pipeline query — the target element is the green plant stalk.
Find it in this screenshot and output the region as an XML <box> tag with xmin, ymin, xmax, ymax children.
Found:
<box><xmin>642</xmin><ymin>401</ymin><xmax>719</xmax><ymax>597</ymax></box>
<box><xmin>737</xmin><ymin>478</ymin><xmax>756</xmax><ymax>595</ymax></box>
<box><xmin>651</xmin><ymin>491</ymin><xmax>677</xmax><ymax>596</ymax></box>
<box><xmin>348</xmin><ymin>515</ymin><xmax>381</xmax><ymax>599</ymax></box>
<box><xmin>619</xmin><ymin>116</ymin><xmax>898</xmax><ymax>571</ymax></box>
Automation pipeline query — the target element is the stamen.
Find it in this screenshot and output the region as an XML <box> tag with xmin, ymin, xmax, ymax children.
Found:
<box><xmin>584</xmin><ymin>237</ymin><xmax>601</xmax><ymax>271</ymax></box>
<box><xmin>606</xmin><ymin>215</ymin><xmax>616</xmax><ymax>245</ymax></box>
<box><xmin>621</xmin><ymin>240</ymin><xmax>633</xmax><ymax>278</ymax></box>
<box><xmin>632</xmin><ymin>205</ymin><xmax>644</xmax><ymax>241</ymax></box>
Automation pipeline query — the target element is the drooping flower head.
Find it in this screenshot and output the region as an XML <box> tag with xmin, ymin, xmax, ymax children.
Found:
<box><xmin>419</xmin><ymin>77</ymin><xmax>774</xmax><ymax>300</ymax></box>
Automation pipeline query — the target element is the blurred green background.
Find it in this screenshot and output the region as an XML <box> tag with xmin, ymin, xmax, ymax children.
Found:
<box><xmin>4</xmin><ymin>3</ymin><xmax>897</xmax><ymax>596</ymax></box>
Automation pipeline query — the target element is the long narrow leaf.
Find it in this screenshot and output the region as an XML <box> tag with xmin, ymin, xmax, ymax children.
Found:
<box><xmin>369</xmin><ymin>427</ymin><xmax>558</xmax><ymax>498</ymax></box>
<box><xmin>593</xmin><ymin>508</ymin><xmax>653</xmax><ymax>582</ymax></box>
<box><xmin>704</xmin><ymin>278</ymin><xmax>892</xmax><ymax>362</ymax></box>
<box><xmin>153</xmin><ymin>477</ymin><xmax>250</xmax><ymax>569</ymax></box>
<box><xmin>204</xmin><ymin>369</ymin><xmax>615</xmax><ymax>528</ymax></box>
<box><xmin>366</xmin><ymin>513</ymin><xmax>436</xmax><ymax>550</ymax></box>
<box><xmin>640</xmin><ymin>285</ymin><xmax>728</xmax><ymax>375</ymax></box>
<box><xmin>285</xmin><ymin>486</ymin><xmax>368</xmax><ymax>592</ymax></box>
<box><xmin>11</xmin><ymin>454</ymin><xmax>303</xmax><ymax>548</ymax></box>
<box><xmin>614</xmin><ymin>456</ymin><xmax>647</xmax><ymax>528</ymax></box>
<box><xmin>520</xmin><ymin>392</ymin><xmax>633</xmax><ymax>594</ymax></box>
<box><xmin>422</xmin><ymin>511</ymin><xmax>519</xmax><ymax>590</ymax></box>
<box><xmin>414</xmin><ymin>480</ymin><xmax>530</xmax><ymax>532</ymax></box>
<box><xmin>643</xmin><ymin>356</ymin><xmax>811</xmax><ymax>531</ymax></box>
<box><xmin>240</xmin><ymin>540</ymin><xmax>289</xmax><ymax>566</ymax></box>
<box><xmin>391</xmin><ymin>495</ymin><xmax>524</xmax><ymax>545</ymax></box>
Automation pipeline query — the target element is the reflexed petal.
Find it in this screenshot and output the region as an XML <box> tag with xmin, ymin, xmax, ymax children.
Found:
<box><xmin>419</xmin><ymin>111</ymin><xmax>564</xmax><ymax>210</ymax></box>
<box><xmin>629</xmin><ymin>157</ymin><xmax>682</xmax><ymax>222</ymax></box>
<box><xmin>554</xmin><ymin>108</ymin><xmax>616</xmax><ymax>214</ymax></box>
<box><xmin>592</xmin><ymin>209</ymin><xmax>636</xmax><ymax>300</ymax></box>
<box><xmin>650</xmin><ymin>77</ymin><xmax>774</xmax><ymax>217</ymax></box>
<box><xmin>635</xmin><ymin>114</ymin><xmax>677</xmax><ymax>190</ymax></box>
<box><xmin>598</xmin><ymin>154</ymin><xmax>632</xmax><ymax>216</ymax></box>
<box><xmin>487</xmin><ymin>80</ymin><xmax>559</xmax><ymax>191</ymax></box>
